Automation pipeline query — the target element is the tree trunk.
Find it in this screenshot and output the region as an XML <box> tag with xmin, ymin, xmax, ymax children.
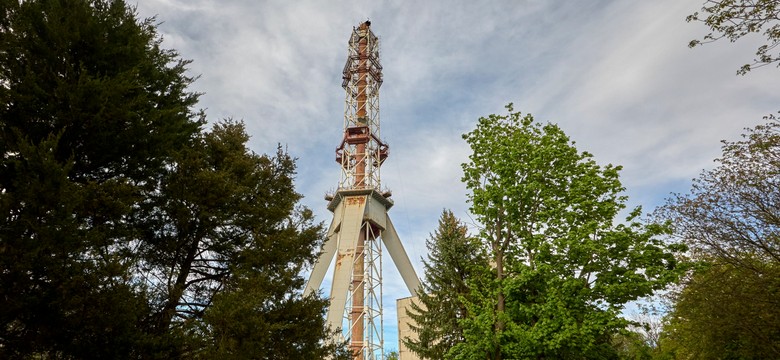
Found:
<box><xmin>495</xmin><ymin>247</ymin><xmax>504</xmax><ymax>360</ymax></box>
<box><xmin>157</xmin><ymin>237</ymin><xmax>199</xmax><ymax>332</ymax></box>
<box><xmin>494</xmin><ymin>216</ymin><xmax>505</xmax><ymax>360</ymax></box>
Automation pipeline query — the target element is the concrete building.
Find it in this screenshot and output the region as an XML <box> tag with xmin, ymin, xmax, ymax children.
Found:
<box><xmin>397</xmin><ymin>296</ymin><xmax>422</xmax><ymax>360</ymax></box>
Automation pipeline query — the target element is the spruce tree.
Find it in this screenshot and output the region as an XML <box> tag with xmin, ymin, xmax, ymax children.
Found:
<box><xmin>405</xmin><ymin>210</ymin><xmax>486</xmax><ymax>359</ymax></box>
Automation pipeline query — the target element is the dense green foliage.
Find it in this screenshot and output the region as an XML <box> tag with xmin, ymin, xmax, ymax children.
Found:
<box><xmin>687</xmin><ymin>0</ymin><xmax>780</xmax><ymax>74</ymax></box>
<box><xmin>454</xmin><ymin>105</ymin><xmax>685</xmax><ymax>360</ymax></box>
<box><xmin>405</xmin><ymin>210</ymin><xmax>487</xmax><ymax>359</ymax></box>
<box><xmin>611</xmin><ymin>329</ymin><xmax>656</xmax><ymax>360</ymax></box>
<box><xmin>0</xmin><ymin>0</ymin><xmax>201</xmax><ymax>181</ymax></box>
<box><xmin>0</xmin><ymin>0</ymin><xmax>199</xmax><ymax>357</ymax></box>
<box><xmin>656</xmin><ymin>120</ymin><xmax>780</xmax><ymax>359</ymax></box>
<box><xmin>660</xmin><ymin>260</ymin><xmax>780</xmax><ymax>358</ymax></box>
<box><xmin>0</xmin><ymin>0</ymin><xmax>340</xmax><ymax>358</ymax></box>
<box><xmin>7</xmin><ymin>0</ymin><xmax>778</xmax><ymax>358</ymax></box>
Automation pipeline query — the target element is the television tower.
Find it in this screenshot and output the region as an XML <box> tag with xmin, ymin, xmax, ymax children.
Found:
<box><xmin>305</xmin><ymin>21</ymin><xmax>421</xmax><ymax>360</ymax></box>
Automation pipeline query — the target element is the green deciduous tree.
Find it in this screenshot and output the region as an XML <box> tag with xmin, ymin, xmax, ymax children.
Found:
<box><xmin>658</xmin><ymin>119</ymin><xmax>780</xmax><ymax>274</ymax></box>
<box><xmin>687</xmin><ymin>0</ymin><xmax>780</xmax><ymax>75</ymax></box>
<box><xmin>660</xmin><ymin>260</ymin><xmax>780</xmax><ymax>358</ymax></box>
<box><xmin>656</xmin><ymin>119</ymin><xmax>780</xmax><ymax>358</ymax></box>
<box><xmin>456</xmin><ymin>105</ymin><xmax>685</xmax><ymax>360</ymax></box>
<box><xmin>405</xmin><ymin>210</ymin><xmax>487</xmax><ymax>359</ymax></box>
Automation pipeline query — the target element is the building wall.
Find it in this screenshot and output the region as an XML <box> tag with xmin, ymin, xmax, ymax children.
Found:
<box><xmin>396</xmin><ymin>296</ymin><xmax>422</xmax><ymax>360</ymax></box>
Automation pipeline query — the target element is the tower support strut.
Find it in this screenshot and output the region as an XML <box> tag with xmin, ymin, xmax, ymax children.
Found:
<box><xmin>305</xmin><ymin>21</ymin><xmax>421</xmax><ymax>360</ymax></box>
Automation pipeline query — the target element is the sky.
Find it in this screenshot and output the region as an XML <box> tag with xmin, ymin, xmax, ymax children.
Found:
<box><xmin>134</xmin><ymin>0</ymin><xmax>779</xmax><ymax>354</ymax></box>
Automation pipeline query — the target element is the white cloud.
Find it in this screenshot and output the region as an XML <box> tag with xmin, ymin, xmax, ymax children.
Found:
<box><xmin>135</xmin><ymin>0</ymin><xmax>780</xmax><ymax>352</ymax></box>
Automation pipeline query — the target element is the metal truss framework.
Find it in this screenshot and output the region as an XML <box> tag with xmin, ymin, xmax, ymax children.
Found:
<box><xmin>336</xmin><ymin>22</ymin><xmax>387</xmax><ymax>191</ymax></box>
<box><xmin>305</xmin><ymin>190</ymin><xmax>420</xmax><ymax>360</ymax></box>
<box><xmin>306</xmin><ymin>21</ymin><xmax>420</xmax><ymax>360</ymax></box>
<box><xmin>343</xmin><ymin>222</ymin><xmax>383</xmax><ymax>359</ymax></box>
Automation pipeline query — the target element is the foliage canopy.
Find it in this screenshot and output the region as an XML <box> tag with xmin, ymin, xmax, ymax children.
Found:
<box><xmin>405</xmin><ymin>210</ymin><xmax>487</xmax><ymax>359</ymax></box>
<box><xmin>656</xmin><ymin>119</ymin><xmax>780</xmax><ymax>359</ymax></box>
<box><xmin>0</xmin><ymin>0</ymin><xmax>341</xmax><ymax>358</ymax></box>
<box><xmin>453</xmin><ymin>105</ymin><xmax>685</xmax><ymax>359</ymax></box>
<box><xmin>687</xmin><ymin>0</ymin><xmax>780</xmax><ymax>74</ymax></box>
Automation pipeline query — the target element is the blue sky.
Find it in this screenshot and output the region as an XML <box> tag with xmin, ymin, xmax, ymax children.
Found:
<box><xmin>135</xmin><ymin>0</ymin><xmax>779</xmax><ymax>354</ymax></box>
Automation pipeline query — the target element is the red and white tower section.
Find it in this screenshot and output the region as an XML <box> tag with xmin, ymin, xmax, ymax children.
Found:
<box><xmin>305</xmin><ymin>21</ymin><xmax>421</xmax><ymax>360</ymax></box>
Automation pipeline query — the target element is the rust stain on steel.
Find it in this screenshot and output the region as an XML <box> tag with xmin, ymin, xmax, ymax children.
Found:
<box><xmin>346</xmin><ymin>196</ymin><xmax>366</xmax><ymax>206</ymax></box>
<box><xmin>335</xmin><ymin>253</ymin><xmax>346</xmax><ymax>269</ymax></box>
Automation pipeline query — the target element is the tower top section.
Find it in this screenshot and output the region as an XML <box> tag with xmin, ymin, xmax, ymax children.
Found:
<box><xmin>335</xmin><ymin>21</ymin><xmax>388</xmax><ymax>192</ymax></box>
<box><xmin>343</xmin><ymin>21</ymin><xmax>383</xmax><ymax>91</ymax></box>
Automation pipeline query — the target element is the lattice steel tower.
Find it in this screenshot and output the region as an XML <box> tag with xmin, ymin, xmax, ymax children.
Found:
<box><xmin>305</xmin><ymin>21</ymin><xmax>421</xmax><ymax>360</ymax></box>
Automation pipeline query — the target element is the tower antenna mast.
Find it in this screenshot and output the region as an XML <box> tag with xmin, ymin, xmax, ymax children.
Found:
<box><xmin>305</xmin><ymin>21</ymin><xmax>421</xmax><ymax>360</ymax></box>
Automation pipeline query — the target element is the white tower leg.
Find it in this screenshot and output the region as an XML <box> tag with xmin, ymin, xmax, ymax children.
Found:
<box><xmin>326</xmin><ymin>196</ymin><xmax>367</xmax><ymax>333</ymax></box>
<box><xmin>382</xmin><ymin>216</ymin><xmax>421</xmax><ymax>293</ymax></box>
<box><xmin>307</xmin><ymin>190</ymin><xmax>421</xmax><ymax>360</ymax></box>
<box><xmin>304</xmin><ymin>201</ymin><xmax>344</xmax><ymax>297</ymax></box>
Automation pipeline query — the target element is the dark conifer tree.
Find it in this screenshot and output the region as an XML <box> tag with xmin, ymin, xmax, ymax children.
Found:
<box><xmin>405</xmin><ymin>210</ymin><xmax>486</xmax><ymax>359</ymax></box>
<box><xmin>0</xmin><ymin>1</ymin><xmax>343</xmax><ymax>358</ymax></box>
<box><xmin>0</xmin><ymin>0</ymin><xmax>201</xmax><ymax>357</ymax></box>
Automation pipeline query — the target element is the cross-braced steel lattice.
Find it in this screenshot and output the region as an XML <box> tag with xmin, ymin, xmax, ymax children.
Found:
<box><xmin>336</xmin><ymin>21</ymin><xmax>387</xmax><ymax>191</ymax></box>
<box><xmin>305</xmin><ymin>21</ymin><xmax>420</xmax><ymax>360</ymax></box>
<box><xmin>342</xmin><ymin>223</ymin><xmax>383</xmax><ymax>360</ymax></box>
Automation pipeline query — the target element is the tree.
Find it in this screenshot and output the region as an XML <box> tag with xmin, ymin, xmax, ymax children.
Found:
<box><xmin>687</xmin><ymin>0</ymin><xmax>780</xmax><ymax>75</ymax></box>
<box><xmin>0</xmin><ymin>132</ymin><xmax>153</xmax><ymax>359</ymax></box>
<box><xmin>456</xmin><ymin>104</ymin><xmax>685</xmax><ymax>359</ymax></box>
<box><xmin>657</xmin><ymin>119</ymin><xmax>780</xmax><ymax>274</ymax></box>
<box><xmin>384</xmin><ymin>351</ymin><xmax>400</xmax><ymax>360</ymax></box>
<box><xmin>611</xmin><ymin>305</ymin><xmax>670</xmax><ymax>360</ymax></box>
<box><xmin>135</xmin><ymin>122</ymin><xmax>304</xmax><ymax>332</ymax></box>
<box><xmin>136</xmin><ymin>120</ymin><xmax>345</xmax><ymax>358</ymax></box>
<box><xmin>0</xmin><ymin>0</ymin><xmax>201</xmax><ymax>181</ymax></box>
<box><xmin>611</xmin><ymin>330</ymin><xmax>654</xmax><ymax>360</ymax></box>
<box><xmin>659</xmin><ymin>260</ymin><xmax>780</xmax><ymax>358</ymax></box>
<box><xmin>656</xmin><ymin>119</ymin><xmax>780</xmax><ymax>358</ymax></box>
<box><xmin>0</xmin><ymin>0</ymin><xmax>201</xmax><ymax>357</ymax></box>
<box><xmin>0</xmin><ymin>1</ymin><xmax>340</xmax><ymax>357</ymax></box>
<box><xmin>405</xmin><ymin>210</ymin><xmax>487</xmax><ymax>359</ymax></box>
<box><xmin>198</xmin><ymin>268</ymin><xmax>350</xmax><ymax>359</ymax></box>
